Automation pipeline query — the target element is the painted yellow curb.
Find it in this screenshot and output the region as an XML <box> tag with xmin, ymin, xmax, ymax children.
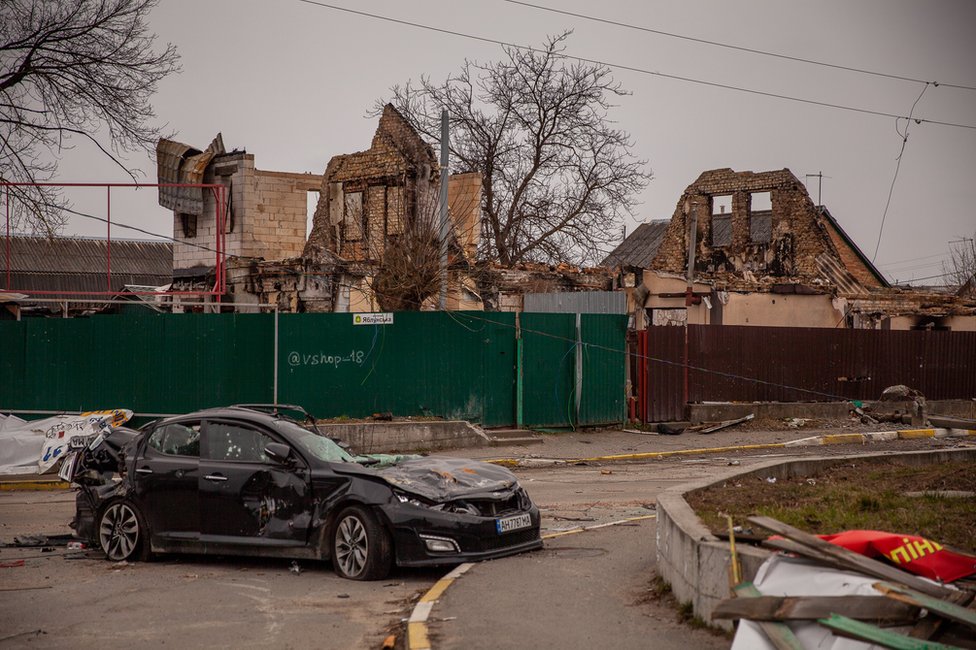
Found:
<box><xmin>0</xmin><ymin>481</ymin><xmax>69</xmax><ymax>491</ymax></box>
<box><xmin>898</xmin><ymin>428</ymin><xmax>939</xmax><ymax>439</ymax></box>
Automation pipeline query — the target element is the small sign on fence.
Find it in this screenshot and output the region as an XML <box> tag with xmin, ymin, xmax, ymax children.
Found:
<box><xmin>353</xmin><ymin>312</ymin><xmax>394</xmax><ymax>326</ymax></box>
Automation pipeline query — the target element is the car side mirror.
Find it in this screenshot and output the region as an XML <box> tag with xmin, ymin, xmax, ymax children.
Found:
<box><xmin>264</xmin><ymin>442</ymin><xmax>293</xmax><ymax>464</ymax></box>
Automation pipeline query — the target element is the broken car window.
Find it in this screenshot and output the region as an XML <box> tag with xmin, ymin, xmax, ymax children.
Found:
<box><xmin>207</xmin><ymin>422</ymin><xmax>274</xmax><ymax>463</ymax></box>
<box><xmin>273</xmin><ymin>420</ymin><xmax>356</xmax><ymax>464</ymax></box>
<box><xmin>147</xmin><ymin>423</ymin><xmax>201</xmax><ymax>457</ymax></box>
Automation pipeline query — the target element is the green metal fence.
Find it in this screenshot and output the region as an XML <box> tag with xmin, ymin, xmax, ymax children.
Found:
<box><xmin>0</xmin><ymin>310</ymin><xmax>626</xmax><ymax>429</ymax></box>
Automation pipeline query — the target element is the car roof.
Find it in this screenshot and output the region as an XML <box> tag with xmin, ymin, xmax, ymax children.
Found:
<box><xmin>158</xmin><ymin>405</ymin><xmax>301</xmax><ymax>426</ymax></box>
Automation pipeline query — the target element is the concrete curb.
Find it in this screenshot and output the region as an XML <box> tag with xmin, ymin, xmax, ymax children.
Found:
<box><xmin>485</xmin><ymin>427</ymin><xmax>976</xmax><ymax>468</ymax></box>
<box><xmin>404</xmin><ymin>515</ymin><xmax>656</xmax><ymax>650</ymax></box>
<box><xmin>654</xmin><ymin>447</ymin><xmax>976</xmax><ymax>629</ymax></box>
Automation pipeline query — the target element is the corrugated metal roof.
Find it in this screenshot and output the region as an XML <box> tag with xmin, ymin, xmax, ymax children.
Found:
<box><xmin>155</xmin><ymin>134</ymin><xmax>224</xmax><ymax>215</ymax></box>
<box><xmin>601</xmin><ymin>220</ymin><xmax>670</xmax><ymax>268</ymax></box>
<box><xmin>3</xmin><ymin>235</ymin><xmax>172</xmax><ymax>278</ymax></box>
<box><xmin>524</xmin><ymin>291</ymin><xmax>626</xmax><ymax>314</ymax></box>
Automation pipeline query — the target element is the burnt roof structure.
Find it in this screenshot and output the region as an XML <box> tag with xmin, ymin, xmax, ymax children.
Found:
<box><xmin>601</xmin><ymin>220</ymin><xmax>670</xmax><ymax>269</ymax></box>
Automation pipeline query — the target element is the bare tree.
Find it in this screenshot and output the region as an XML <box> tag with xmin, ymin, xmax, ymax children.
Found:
<box><xmin>0</xmin><ymin>0</ymin><xmax>179</xmax><ymax>233</ymax></box>
<box><xmin>376</xmin><ymin>32</ymin><xmax>650</xmax><ymax>267</ymax></box>
<box><xmin>942</xmin><ymin>233</ymin><xmax>976</xmax><ymax>289</ymax></box>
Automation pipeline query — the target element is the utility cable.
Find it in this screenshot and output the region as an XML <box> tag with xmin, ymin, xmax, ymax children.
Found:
<box><xmin>502</xmin><ymin>0</ymin><xmax>976</xmax><ymax>91</ymax></box>
<box><xmin>872</xmin><ymin>83</ymin><xmax>929</xmax><ymax>261</ymax></box>
<box><xmin>295</xmin><ymin>0</ymin><xmax>976</xmax><ymax>131</ymax></box>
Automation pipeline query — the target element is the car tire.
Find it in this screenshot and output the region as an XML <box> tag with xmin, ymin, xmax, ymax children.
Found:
<box><xmin>98</xmin><ymin>499</ymin><xmax>150</xmax><ymax>562</ymax></box>
<box><xmin>330</xmin><ymin>505</ymin><xmax>392</xmax><ymax>581</ymax></box>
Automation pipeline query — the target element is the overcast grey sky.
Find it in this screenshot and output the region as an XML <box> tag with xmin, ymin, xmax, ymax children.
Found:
<box><xmin>57</xmin><ymin>0</ymin><xmax>976</xmax><ymax>285</ymax></box>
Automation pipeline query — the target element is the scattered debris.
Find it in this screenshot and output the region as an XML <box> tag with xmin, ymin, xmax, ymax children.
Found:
<box><xmin>728</xmin><ymin>460</ymin><xmax>741</xmax><ymax>466</ymax></box>
<box><xmin>687</xmin><ymin>414</ymin><xmax>755</xmax><ymax>434</ymax></box>
<box><xmin>289</xmin><ymin>561</ymin><xmax>302</xmax><ymax>575</ymax></box>
<box><xmin>381</xmin><ymin>634</ymin><xmax>396</xmax><ymax>649</ymax></box>
<box><xmin>764</xmin><ymin>477</ymin><xmax>777</xmax><ymax>484</ymax></box>
<box><xmin>600</xmin><ymin>469</ymin><xmax>613</xmax><ymax>475</ymax></box>
<box><xmin>717</xmin><ymin>515</ymin><xmax>976</xmax><ymax>649</ymax></box>
<box><xmin>657</xmin><ymin>423</ymin><xmax>686</xmax><ymax>435</ymax></box>
<box><xmin>904</xmin><ymin>490</ymin><xmax>975</xmax><ymax>499</ymax></box>
<box><xmin>337</xmin><ymin>593</ymin><xmax>349</xmax><ymax>599</ymax></box>
<box><xmin>0</xmin><ymin>560</ymin><xmax>25</xmax><ymax>568</ymax></box>
<box><xmin>784</xmin><ymin>418</ymin><xmax>810</xmax><ymax>429</ymax></box>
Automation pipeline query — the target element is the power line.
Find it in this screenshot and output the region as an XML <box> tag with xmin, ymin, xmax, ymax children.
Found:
<box><xmin>872</xmin><ymin>84</ymin><xmax>930</xmax><ymax>262</ymax></box>
<box><xmin>502</xmin><ymin>0</ymin><xmax>976</xmax><ymax>92</ymax></box>
<box><xmin>295</xmin><ymin>0</ymin><xmax>976</xmax><ymax>131</ymax></box>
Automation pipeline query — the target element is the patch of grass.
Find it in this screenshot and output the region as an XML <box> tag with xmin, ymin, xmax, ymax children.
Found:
<box><xmin>686</xmin><ymin>460</ymin><xmax>976</xmax><ymax>553</ymax></box>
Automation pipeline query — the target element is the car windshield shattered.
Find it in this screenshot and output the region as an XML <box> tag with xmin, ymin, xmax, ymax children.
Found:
<box><xmin>273</xmin><ymin>420</ymin><xmax>356</xmax><ymax>463</ymax></box>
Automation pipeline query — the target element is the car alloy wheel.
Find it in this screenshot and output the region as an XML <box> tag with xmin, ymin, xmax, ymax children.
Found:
<box><xmin>335</xmin><ymin>515</ymin><xmax>368</xmax><ymax>577</ymax></box>
<box><xmin>98</xmin><ymin>501</ymin><xmax>144</xmax><ymax>561</ymax></box>
<box><xmin>331</xmin><ymin>506</ymin><xmax>392</xmax><ymax>581</ymax></box>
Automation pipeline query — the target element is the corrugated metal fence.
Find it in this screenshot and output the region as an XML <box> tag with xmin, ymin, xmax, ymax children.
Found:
<box><xmin>641</xmin><ymin>324</ymin><xmax>976</xmax><ymax>422</ymax></box>
<box><xmin>0</xmin><ymin>310</ymin><xmax>627</xmax><ymax>429</ymax></box>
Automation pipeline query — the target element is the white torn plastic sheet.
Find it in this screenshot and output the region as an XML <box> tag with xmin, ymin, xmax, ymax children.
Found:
<box><xmin>0</xmin><ymin>410</ymin><xmax>133</xmax><ymax>475</ymax></box>
<box><xmin>730</xmin><ymin>554</ymin><xmax>934</xmax><ymax>650</ymax></box>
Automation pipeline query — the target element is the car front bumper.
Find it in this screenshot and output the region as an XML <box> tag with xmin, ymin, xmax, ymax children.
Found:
<box><xmin>380</xmin><ymin>502</ymin><xmax>543</xmax><ymax>567</ymax></box>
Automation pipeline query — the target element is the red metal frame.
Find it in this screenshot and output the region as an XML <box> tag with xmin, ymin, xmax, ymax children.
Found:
<box><xmin>2</xmin><ymin>182</ymin><xmax>227</xmax><ymax>298</ymax></box>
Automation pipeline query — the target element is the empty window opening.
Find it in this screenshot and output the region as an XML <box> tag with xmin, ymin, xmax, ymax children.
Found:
<box><xmin>750</xmin><ymin>213</ymin><xmax>772</xmax><ymax>243</ymax></box>
<box><xmin>180</xmin><ymin>213</ymin><xmax>197</xmax><ymax>238</ymax></box>
<box><xmin>750</xmin><ymin>191</ymin><xmax>772</xmax><ymax>212</ymax></box>
<box><xmin>712</xmin><ymin>214</ymin><xmax>732</xmax><ymax>247</ymax></box>
<box><xmin>343</xmin><ymin>191</ymin><xmax>363</xmax><ymax>242</ymax></box>
<box><xmin>711</xmin><ymin>195</ymin><xmax>732</xmax><ymax>215</ymax></box>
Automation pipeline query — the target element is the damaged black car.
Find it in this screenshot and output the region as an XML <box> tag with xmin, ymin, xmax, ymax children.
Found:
<box><xmin>62</xmin><ymin>405</ymin><xmax>542</xmax><ymax>580</ymax></box>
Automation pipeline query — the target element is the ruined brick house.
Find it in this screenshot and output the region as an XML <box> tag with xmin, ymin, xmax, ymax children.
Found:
<box><xmin>157</xmin><ymin>134</ymin><xmax>330</xmax><ymax>311</ymax></box>
<box><xmin>304</xmin><ymin>105</ymin><xmax>483</xmax><ymax>311</ymax></box>
<box><xmin>604</xmin><ymin>168</ymin><xmax>976</xmax><ymax>330</ymax></box>
<box><xmin>156</xmin><ymin>107</ymin><xmax>488</xmax><ymax>312</ymax></box>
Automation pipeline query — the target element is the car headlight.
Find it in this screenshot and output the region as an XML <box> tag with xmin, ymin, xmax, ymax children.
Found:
<box><xmin>394</xmin><ymin>491</ymin><xmax>435</xmax><ymax>508</ymax></box>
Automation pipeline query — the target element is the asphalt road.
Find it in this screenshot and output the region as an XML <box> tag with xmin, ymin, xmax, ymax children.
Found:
<box><xmin>1</xmin><ymin>434</ymin><xmax>967</xmax><ymax>648</ymax></box>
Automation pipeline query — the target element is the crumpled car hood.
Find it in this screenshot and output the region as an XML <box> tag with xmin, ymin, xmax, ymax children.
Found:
<box><xmin>377</xmin><ymin>457</ymin><xmax>519</xmax><ymax>502</ymax></box>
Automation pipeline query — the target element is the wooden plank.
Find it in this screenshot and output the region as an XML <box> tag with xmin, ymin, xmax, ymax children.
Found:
<box><xmin>712</xmin><ymin>595</ymin><xmax>917</xmax><ymax>623</ymax></box>
<box><xmin>748</xmin><ymin>516</ymin><xmax>954</xmax><ymax>599</ymax></box>
<box><xmin>818</xmin><ymin>614</ymin><xmax>961</xmax><ymax>650</ymax></box>
<box><xmin>876</xmin><ymin>582</ymin><xmax>976</xmax><ymax>631</ymax></box>
<box><xmin>763</xmin><ymin>537</ymin><xmax>839</xmax><ymax>565</ymax></box>
<box><xmin>732</xmin><ymin>583</ymin><xmax>806</xmax><ymax>650</ymax></box>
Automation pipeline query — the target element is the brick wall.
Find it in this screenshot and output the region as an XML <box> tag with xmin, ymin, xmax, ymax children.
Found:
<box><xmin>651</xmin><ymin>168</ymin><xmax>841</xmax><ymax>287</ymax></box>
<box><xmin>172</xmin><ymin>152</ymin><xmax>322</xmax><ymax>272</ymax></box>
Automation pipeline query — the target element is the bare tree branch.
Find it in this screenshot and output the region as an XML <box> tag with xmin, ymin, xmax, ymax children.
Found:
<box><xmin>0</xmin><ymin>0</ymin><xmax>179</xmax><ymax>232</ymax></box>
<box><xmin>375</xmin><ymin>32</ymin><xmax>650</xmax><ymax>267</ymax></box>
<box><xmin>942</xmin><ymin>233</ymin><xmax>976</xmax><ymax>289</ymax></box>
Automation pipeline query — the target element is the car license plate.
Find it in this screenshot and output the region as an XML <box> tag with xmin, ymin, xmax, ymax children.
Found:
<box><xmin>496</xmin><ymin>513</ymin><xmax>532</xmax><ymax>534</ymax></box>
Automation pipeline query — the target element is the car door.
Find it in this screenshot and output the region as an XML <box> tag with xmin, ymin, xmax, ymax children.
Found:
<box><xmin>131</xmin><ymin>420</ymin><xmax>201</xmax><ymax>541</ymax></box>
<box><xmin>199</xmin><ymin>419</ymin><xmax>312</xmax><ymax>547</ymax></box>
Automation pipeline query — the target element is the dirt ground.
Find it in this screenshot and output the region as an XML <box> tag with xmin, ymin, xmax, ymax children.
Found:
<box><xmin>686</xmin><ymin>457</ymin><xmax>976</xmax><ymax>553</ymax></box>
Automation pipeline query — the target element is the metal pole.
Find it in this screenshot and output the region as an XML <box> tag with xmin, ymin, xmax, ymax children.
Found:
<box><xmin>106</xmin><ymin>186</ymin><xmax>112</xmax><ymax>292</ymax></box>
<box><xmin>5</xmin><ymin>186</ymin><xmax>9</xmax><ymax>290</ymax></box>
<box><xmin>574</xmin><ymin>312</ymin><xmax>583</xmax><ymax>427</ymax></box>
<box><xmin>438</xmin><ymin>109</ymin><xmax>450</xmax><ymax>310</ymax></box>
<box><xmin>273</xmin><ymin>306</ymin><xmax>279</xmax><ymax>407</ymax></box>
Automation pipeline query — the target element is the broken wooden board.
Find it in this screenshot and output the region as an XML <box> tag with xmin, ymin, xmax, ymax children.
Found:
<box><xmin>747</xmin><ymin>516</ymin><xmax>955</xmax><ymax>599</ymax></box>
<box><xmin>732</xmin><ymin>583</ymin><xmax>805</xmax><ymax>650</ymax></box>
<box><xmin>818</xmin><ymin>613</ymin><xmax>961</xmax><ymax>650</ymax></box>
<box><xmin>713</xmin><ymin>594</ymin><xmax>917</xmax><ymax>624</ymax></box>
<box><xmin>876</xmin><ymin>582</ymin><xmax>976</xmax><ymax>631</ymax></box>
<box><xmin>687</xmin><ymin>413</ymin><xmax>755</xmax><ymax>434</ymax></box>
